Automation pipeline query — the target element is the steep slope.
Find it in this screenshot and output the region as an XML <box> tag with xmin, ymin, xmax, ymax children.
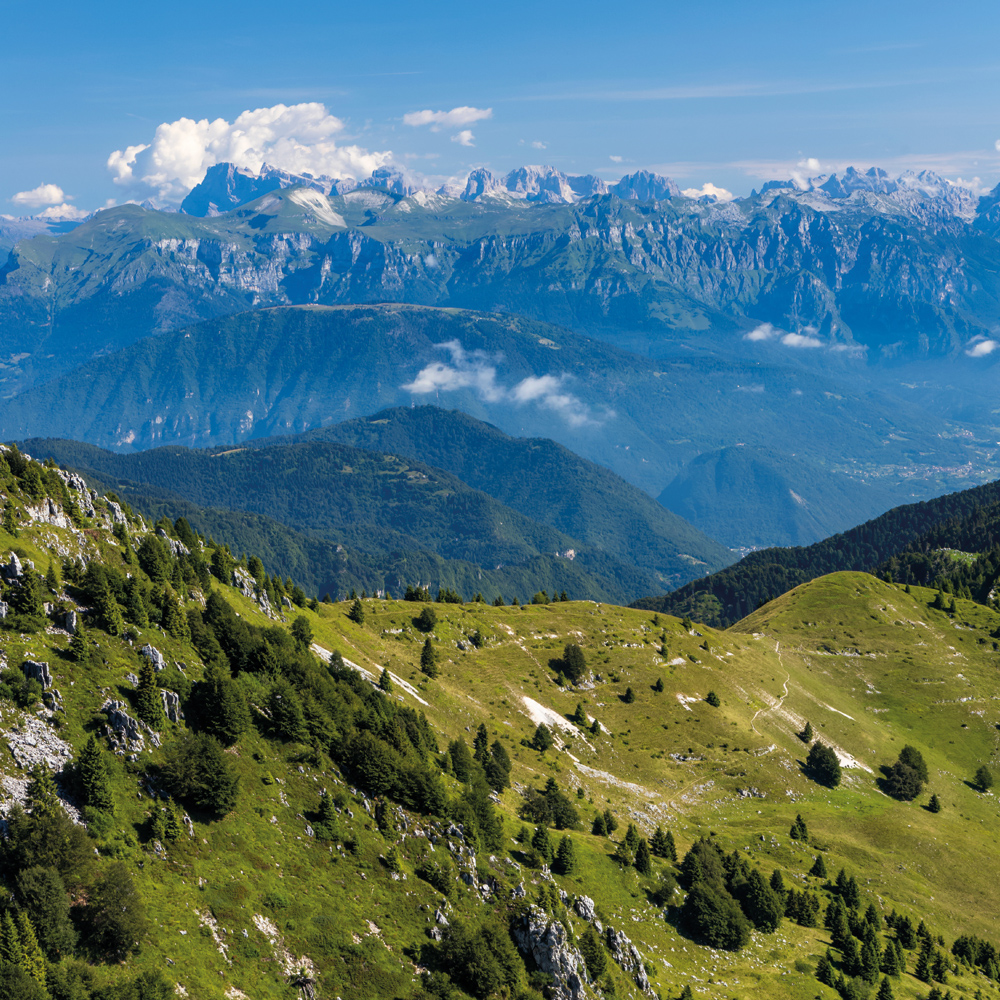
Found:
<box><xmin>636</xmin><ymin>475</ymin><xmax>1000</xmax><ymax>626</ymax></box>
<box><xmin>21</xmin><ymin>436</ymin><xmax>674</xmax><ymax>602</ymax></box>
<box><xmin>4</xmin><ymin>452</ymin><xmax>1000</xmax><ymax>1000</ymax></box>
<box><xmin>275</xmin><ymin>405</ymin><xmax>731</xmax><ymax>587</ymax></box>
<box><xmin>0</xmin><ymin>304</ymin><xmax>982</xmax><ymax>506</ymax></box>
<box><xmin>658</xmin><ymin>445</ymin><xmax>900</xmax><ymax>548</ymax></box>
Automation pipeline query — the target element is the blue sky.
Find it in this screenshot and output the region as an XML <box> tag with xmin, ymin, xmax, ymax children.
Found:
<box><xmin>5</xmin><ymin>0</ymin><xmax>1000</xmax><ymax>214</ymax></box>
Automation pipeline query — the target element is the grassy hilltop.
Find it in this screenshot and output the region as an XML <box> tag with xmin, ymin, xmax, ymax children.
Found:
<box><xmin>1</xmin><ymin>449</ymin><xmax>1000</xmax><ymax>1000</ymax></box>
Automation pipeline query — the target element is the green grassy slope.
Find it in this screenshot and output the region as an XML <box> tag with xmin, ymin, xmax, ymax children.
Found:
<box><xmin>4</xmin><ymin>441</ymin><xmax>1000</xmax><ymax>1000</ymax></box>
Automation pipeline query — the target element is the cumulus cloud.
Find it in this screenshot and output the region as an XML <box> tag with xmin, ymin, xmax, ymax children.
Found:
<box><xmin>11</xmin><ymin>183</ymin><xmax>69</xmax><ymax>208</ymax></box>
<box><xmin>107</xmin><ymin>102</ymin><xmax>391</xmax><ymax>203</ymax></box>
<box><xmin>798</xmin><ymin>157</ymin><xmax>821</xmax><ymax>172</ymax></box>
<box><xmin>451</xmin><ymin>130</ymin><xmax>475</xmax><ymax>147</ymax></box>
<box><xmin>744</xmin><ymin>322</ymin><xmax>779</xmax><ymax>342</ymax></box>
<box><xmin>680</xmin><ymin>182</ymin><xmax>734</xmax><ymax>202</ymax></box>
<box><xmin>995</xmin><ymin>139</ymin><xmax>1000</xmax><ymax>152</ymax></box>
<box><xmin>781</xmin><ymin>331</ymin><xmax>823</xmax><ymax>348</ymax></box>
<box><xmin>402</xmin><ymin>341</ymin><xmax>602</xmax><ymax>427</ymax></box>
<box><xmin>609</xmin><ymin>154</ymin><xmax>623</xmax><ymax>163</ymax></box>
<box><xmin>531</xmin><ymin>140</ymin><xmax>547</xmax><ymax>150</ymax></box>
<box><xmin>966</xmin><ymin>337</ymin><xmax>999</xmax><ymax>357</ymax></box>
<box><xmin>402</xmin><ymin>106</ymin><xmax>492</xmax><ymax>130</ymax></box>
<box><xmin>36</xmin><ymin>203</ymin><xmax>89</xmax><ymax>220</ymax></box>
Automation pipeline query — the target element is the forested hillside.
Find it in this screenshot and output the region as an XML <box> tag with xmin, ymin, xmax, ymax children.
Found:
<box><xmin>276</xmin><ymin>406</ymin><xmax>731</xmax><ymax>581</ymax></box>
<box><xmin>636</xmin><ymin>476</ymin><xmax>1000</xmax><ymax>626</ymax></box>
<box><xmin>21</xmin><ymin>437</ymin><xmax>707</xmax><ymax>603</ymax></box>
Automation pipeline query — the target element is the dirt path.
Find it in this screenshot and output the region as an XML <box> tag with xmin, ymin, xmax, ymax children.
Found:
<box><xmin>750</xmin><ymin>641</ymin><xmax>790</xmax><ymax>735</ymax></box>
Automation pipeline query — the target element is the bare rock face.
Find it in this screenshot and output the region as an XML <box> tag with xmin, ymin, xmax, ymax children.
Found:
<box><xmin>140</xmin><ymin>644</ymin><xmax>166</xmax><ymax>671</ymax></box>
<box><xmin>161</xmin><ymin>689</ymin><xmax>182</xmax><ymax>724</ymax></box>
<box><xmin>1</xmin><ymin>552</ymin><xmax>23</xmax><ymax>581</ymax></box>
<box><xmin>101</xmin><ymin>700</ymin><xmax>145</xmax><ymax>755</ymax></box>
<box><xmin>22</xmin><ymin>660</ymin><xmax>52</xmax><ymax>689</ymax></box>
<box><xmin>56</xmin><ymin>609</ymin><xmax>77</xmax><ymax>634</ymax></box>
<box><xmin>157</xmin><ymin>528</ymin><xmax>190</xmax><ymax>557</ymax></box>
<box><xmin>605</xmin><ymin>926</ymin><xmax>650</xmax><ymax>993</ymax></box>
<box><xmin>511</xmin><ymin>905</ymin><xmax>587</xmax><ymax>1000</ymax></box>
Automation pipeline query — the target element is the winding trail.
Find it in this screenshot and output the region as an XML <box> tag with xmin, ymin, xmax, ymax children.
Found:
<box><xmin>750</xmin><ymin>641</ymin><xmax>790</xmax><ymax>735</ymax></box>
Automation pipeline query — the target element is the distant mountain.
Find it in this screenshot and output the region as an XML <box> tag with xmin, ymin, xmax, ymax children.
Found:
<box><xmin>657</xmin><ymin>446</ymin><xmax>899</xmax><ymax>548</ymax></box>
<box><xmin>274</xmin><ymin>405</ymin><xmax>731</xmax><ymax>588</ymax></box>
<box><xmin>633</xmin><ymin>476</ymin><xmax>1000</xmax><ymax>627</ymax></box>
<box><xmin>6</xmin><ymin>174</ymin><xmax>1000</xmax><ymax>402</ymax></box>
<box><xmin>25</xmin><ymin>437</ymin><xmax>669</xmax><ymax>603</ymax></box>
<box><xmin>0</xmin><ymin>304</ymin><xmax>975</xmax><ymax>506</ymax></box>
<box><xmin>0</xmin><ymin>214</ymin><xmax>84</xmax><ymax>254</ymax></box>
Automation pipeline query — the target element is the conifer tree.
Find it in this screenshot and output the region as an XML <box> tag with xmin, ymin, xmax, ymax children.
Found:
<box><xmin>634</xmin><ymin>837</ymin><xmax>653</xmax><ymax>875</ymax></box>
<box><xmin>3</xmin><ymin>502</ymin><xmax>19</xmax><ymax>538</ymax></box>
<box><xmin>78</xmin><ymin>734</ymin><xmax>114</xmax><ymax>813</ymax></box>
<box><xmin>862</xmin><ymin>932</ymin><xmax>882</xmax><ymax>983</ymax></box>
<box><xmin>45</xmin><ymin>561</ymin><xmax>59</xmax><ymax>594</ymax></box>
<box><xmin>742</xmin><ymin>868</ymin><xmax>783</xmax><ymax>932</ymax></box>
<box><xmin>530</xmin><ymin>825</ymin><xmax>553</xmax><ymax>866</ymax></box>
<box><xmin>69</xmin><ymin>628</ymin><xmax>89</xmax><ymax>663</ymax></box>
<box><xmin>96</xmin><ymin>582</ymin><xmax>125</xmax><ymax>637</ymax></box>
<box><xmin>125</xmin><ymin>576</ymin><xmax>149</xmax><ymax>627</ymax></box>
<box><xmin>26</xmin><ymin>764</ymin><xmax>61</xmax><ymax>820</ymax></box>
<box><xmin>790</xmin><ymin>813</ymin><xmax>808</xmax><ymax>840</ymax></box>
<box><xmin>420</xmin><ymin>637</ymin><xmax>438</xmax><ymax>677</ymax></box>
<box><xmin>485</xmin><ymin>741</ymin><xmax>511</xmax><ymax>792</ymax></box>
<box><xmin>348</xmin><ymin>598</ymin><xmax>365</xmax><ymax>625</ymax></box>
<box><xmin>591</xmin><ymin>813</ymin><xmax>608</xmax><ymax>837</ymax></box>
<box><xmin>881</xmin><ymin>939</ymin><xmax>900</xmax><ymax>976</ymax></box>
<box><xmin>0</xmin><ymin>912</ymin><xmax>23</xmax><ymax>969</ymax></box>
<box><xmin>136</xmin><ymin>659</ymin><xmax>166</xmax><ymax>729</ymax></box>
<box><xmin>161</xmin><ymin>588</ymin><xmax>189</xmax><ymax>641</ymax></box>
<box><xmin>473</xmin><ymin>723</ymin><xmax>489</xmax><ymax>764</ymax></box>
<box><xmin>554</xmin><ymin>835</ymin><xmax>577</xmax><ymax>875</ymax></box>
<box><xmin>809</xmin><ymin>853</ymin><xmax>828</xmax><ymax>879</ymax></box>
<box><xmin>800</xmin><ymin>720</ymin><xmax>813</xmax><ymax>742</ymax></box>
<box><xmin>15</xmin><ymin>911</ymin><xmax>45</xmax><ymax>987</ymax></box>
<box><xmin>915</xmin><ymin>939</ymin><xmax>933</xmax><ymax>982</ymax></box>
<box><xmin>876</xmin><ymin>975</ymin><xmax>894</xmax><ymax>1000</ymax></box>
<box><xmin>200</xmin><ymin>661</ymin><xmax>250</xmax><ymax>746</ymax></box>
<box><xmin>928</xmin><ymin>793</ymin><xmax>942</xmax><ymax>813</ymax></box>
<box><xmin>841</xmin><ymin>934</ymin><xmax>862</xmax><ymax>977</ymax></box>
<box><xmin>815</xmin><ymin>951</ymin><xmax>835</xmax><ymax>986</ymax></box>
<box><xmin>378</xmin><ymin>668</ymin><xmax>393</xmax><ymax>693</ymax></box>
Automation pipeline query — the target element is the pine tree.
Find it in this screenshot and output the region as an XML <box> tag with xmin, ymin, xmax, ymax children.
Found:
<box><xmin>650</xmin><ymin>826</ymin><xmax>670</xmax><ymax>857</ymax></box>
<box><xmin>3</xmin><ymin>502</ymin><xmax>19</xmax><ymax>538</ymax></box>
<box><xmin>591</xmin><ymin>813</ymin><xmax>608</xmax><ymax>836</ymax></box>
<box><xmin>0</xmin><ymin>912</ymin><xmax>23</xmax><ymax>967</ymax></box>
<box><xmin>530</xmin><ymin>826</ymin><xmax>553</xmax><ymax>866</ymax></box>
<box><xmin>881</xmin><ymin>939</ymin><xmax>900</xmax><ymax>976</ymax></box>
<box><xmin>841</xmin><ymin>934</ymin><xmax>862</xmax><ymax>977</ymax></box>
<box><xmin>45</xmin><ymin>560</ymin><xmax>59</xmax><ymax>594</ymax></box>
<box><xmin>928</xmin><ymin>793</ymin><xmax>942</xmax><ymax>813</ymax></box>
<box><xmin>420</xmin><ymin>637</ymin><xmax>438</xmax><ymax>677</ymax></box>
<box><xmin>378</xmin><ymin>668</ymin><xmax>393</xmax><ymax>693</ymax></box>
<box><xmin>623</xmin><ymin>686</ymin><xmax>636</xmax><ymax>704</ymax></box>
<box><xmin>809</xmin><ymin>853</ymin><xmax>828</xmax><ymax>879</ymax></box>
<box><xmin>815</xmin><ymin>951</ymin><xmax>836</xmax><ymax>986</ymax></box>
<box><xmin>125</xmin><ymin>576</ymin><xmax>149</xmax><ymax>627</ymax></box>
<box><xmin>26</xmin><ymin>764</ymin><xmax>62</xmax><ymax>820</ymax></box>
<box><xmin>161</xmin><ymin>588</ymin><xmax>190</xmax><ymax>641</ymax></box>
<box><xmin>15</xmin><ymin>911</ymin><xmax>45</xmax><ymax>987</ymax></box>
<box><xmin>473</xmin><ymin>723</ymin><xmax>489</xmax><ymax>764</ymax></box>
<box><xmin>790</xmin><ymin>813</ymin><xmax>809</xmax><ymax>840</ymax></box>
<box><xmin>876</xmin><ymin>975</ymin><xmax>894</xmax><ymax>1000</ymax></box>
<box><xmin>862</xmin><ymin>932</ymin><xmax>882</xmax><ymax>983</ymax></box>
<box><xmin>136</xmin><ymin>658</ymin><xmax>166</xmax><ymax>729</ymax></box>
<box><xmin>78</xmin><ymin>734</ymin><xmax>114</xmax><ymax>813</ymax></box>
<box><xmin>554</xmin><ymin>835</ymin><xmax>578</xmax><ymax>875</ymax></box>
<box><xmin>915</xmin><ymin>939</ymin><xmax>933</xmax><ymax>982</ymax></box>
<box><xmin>348</xmin><ymin>598</ymin><xmax>365</xmax><ymax>625</ymax></box>
<box><xmin>800</xmin><ymin>720</ymin><xmax>814</xmax><ymax>742</ymax></box>
<box><xmin>95</xmin><ymin>582</ymin><xmax>125</xmax><ymax>636</ymax></box>
<box><xmin>634</xmin><ymin>837</ymin><xmax>653</xmax><ymax>875</ymax></box>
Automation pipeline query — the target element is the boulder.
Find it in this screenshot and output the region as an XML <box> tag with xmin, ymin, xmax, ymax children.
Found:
<box><xmin>101</xmin><ymin>699</ymin><xmax>144</xmax><ymax>753</ymax></box>
<box><xmin>232</xmin><ymin>566</ymin><xmax>256</xmax><ymax>599</ymax></box>
<box><xmin>574</xmin><ymin>895</ymin><xmax>596</xmax><ymax>922</ymax></box>
<box><xmin>511</xmin><ymin>905</ymin><xmax>587</xmax><ymax>1000</ymax></box>
<box><xmin>22</xmin><ymin>660</ymin><xmax>52</xmax><ymax>689</ymax></box>
<box><xmin>140</xmin><ymin>644</ymin><xmax>166</xmax><ymax>671</ymax></box>
<box><xmin>0</xmin><ymin>601</ymin><xmax>8</xmax><ymax>620</ymax></box>
<box><xmin>56</xmin><ymin>609</ymin><xmax>77</xmax><ymax>634</ymax></box>
<box><xmin>157</xmin><ymin>529</ymin><xmax>190</xmax><ymax>557</ymax></box>
<box><xmin>605</xmin><ymin>926</ymin><xmax>651</xmax><ymax>993</ymax></box>
<box><xmin>2</xmin><ymin>552</ymin><xmax>22</xmax><ymax>581</ymax></box>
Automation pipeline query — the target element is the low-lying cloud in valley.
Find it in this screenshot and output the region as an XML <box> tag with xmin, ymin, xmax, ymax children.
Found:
<box><xmin>402</xmin><ymin>341</ymin><xmax>603</xmax><ymax>427</ymax></box>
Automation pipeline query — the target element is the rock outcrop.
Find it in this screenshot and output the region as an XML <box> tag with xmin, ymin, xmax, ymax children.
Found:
<box><xmin>161</xmin><ymin>689</ymin><xmax>182</xmax><ymax>723</ymax></box>
<box><xmin>140</xmin><ymin>645</ymin><xmax>166</xmax><ymax>671</ymax></box>
<box><xmin>22</xmin><ymin>660</ymin><xmax>52</xmax><ymax>689</ymax></box>
<box><xmin>511</xmin><ymin>905</ymin><xmax>587</xmax><ymax>1000</ymax></box>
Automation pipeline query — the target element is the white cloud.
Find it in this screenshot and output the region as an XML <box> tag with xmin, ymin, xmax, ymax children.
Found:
<box><xmin>36</xmin><ymin>203</ymin><xmax>89</xmax><ymax>220</ymax></box>
<box><xmin>966</xmin><ymin>338</ymin><xmax>999</xmax><ymax>357</ymax></box>
<box><xmin>680</xmin><ymin>182</ymin><xmax>734</xmax><ymax>202</ymax></box>
<box><xmin>531</xmin><ymin>140</ymin><xmax>547</xmax><ymax>150</ymax></box>
<box><xmin>798</xmin><ymin>156</ymin><xmax>821</xmax><ymax>172</ymax></box>
<box><xmin>609</xmin><ymin>154</ymin><xmax>623</xmax><ymax>163</ymax></box>
<box><xmin>402</xmin><ymin>106</ymin><xmax>492</xmax><ymax>130</ymax></box>
<box><xmin>995</xmin><ymin>139</ymin><xmax>1000</xmax><ymax>153</ymax></box>
<box><xmin>782</xmin><ymin>332</ymin><xmax>823</xmax><ymax>348</ymax></box>
<box><xmin>402</xmin><ymin>341</ymin><xmax>601</xmax><ymax>427</ymax></box>
<box><xmin>11</xmin><ymin>183</ymin><xmax>68</xmax><ymax>208</ymax></box>
<box><xmin>744</xmin><ymin>322</ymin><xmax>779</xmax><ymax>342</ymax></box>
<box><xmin>451</xmin><ymin>130</ymin><xmax>475</xmax><ymax>147</ymax></box>
<box><xmin>107</xmin><ymin>102</ymin><xmax>391</xmax><ymax>203</ymax></box>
